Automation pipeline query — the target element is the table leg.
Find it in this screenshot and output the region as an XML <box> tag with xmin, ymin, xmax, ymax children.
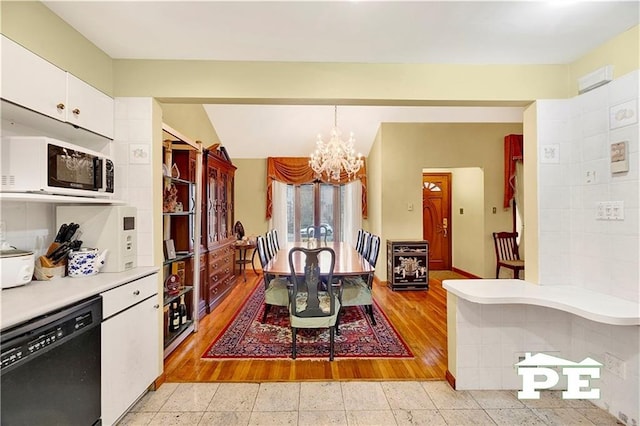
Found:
<box><xmin>240</xmin><ymin>248</ymin><xmax>247</xmax><ymax>282</ymax></box>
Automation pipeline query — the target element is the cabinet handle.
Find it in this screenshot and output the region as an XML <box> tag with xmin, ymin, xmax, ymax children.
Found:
<box><xmin>153</xmin><ymin>304</ymin><xmax>160</xmax><ymax>309</ymax></box>
<box><xmin>56</xmin><ymin>103</ymin><xmax>65</xmax><ymax>111</ymax></box>
<box><xmin>72</xmin><ymin>108</ymin><xmax>80</xmax><ymax>115</ymax></box>
<box><xmin>133</xmin><ymin>290</ymin><xmax>140</xmax><ymax>296</ymax></box>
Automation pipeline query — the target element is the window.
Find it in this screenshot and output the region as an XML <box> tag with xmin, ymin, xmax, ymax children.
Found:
<box><xmin>285</xmin><ymin>182</ymin><xmax>344</xmax><ymax>242</ymax></box>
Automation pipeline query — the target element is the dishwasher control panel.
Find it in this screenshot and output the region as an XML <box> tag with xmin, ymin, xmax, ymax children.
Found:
<box><xmin>1</xmin><ymin>297</ymin><xmax>100</xmax><ymax>373</ymax></box>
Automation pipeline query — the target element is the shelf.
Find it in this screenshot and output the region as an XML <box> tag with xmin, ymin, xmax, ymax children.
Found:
<box><xmin>164</xmin><ymin>176</ymin><xmax>194</xmax><ymax>186</ymax></box>
<box><xmin>0</xmin><ymin>192</ymin><xmax>125</xmax><ymax>204</ymax></box>
<box><xmin>163</xmin><ymin>252</ymin><xmax>194</xmax><ymax>266</ymax></box>
<box><xmin>163</xmin><ymin>285</ymin><xmax>194</xmax><ymax>306</ymax></box>
<box><xmin>163</xmin><ymin>211</ymin><xmax>195</xmax><ymax>216</ymax></box>
<box><xmin>164</xmin><ymin>320</ymin><xmax>195</xmax><ymax>350</ymax></box>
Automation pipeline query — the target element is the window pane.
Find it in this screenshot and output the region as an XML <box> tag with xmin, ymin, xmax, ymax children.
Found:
<box><xmin>320</xmin><ymin>184</ymin><xmax>335</xmax><ymax>241</ymax></box>
<box><xmin>299</xmin><ymin>184</ymin><xmax>314</xmax><ymax>241</ymax></box>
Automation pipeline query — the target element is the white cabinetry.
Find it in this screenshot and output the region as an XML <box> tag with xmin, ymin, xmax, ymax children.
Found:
<box><xmin>1</xmin><ymin>35</ymin><xmax>67</xmax><ymax>122</ymax></box>
<box><xmin>1</xmin><ymin>35</ymin><xmax>114</xmax><ymax>139</ymax></box>
<box><xmin>66</xmin><ymin>73</ymin><xmax>114</xmax><ymax>139</ymax></box>
<box><xmin>101</xmin><ymin>274</ymin><xmax>160</xmax><ymax>426</ymax></box>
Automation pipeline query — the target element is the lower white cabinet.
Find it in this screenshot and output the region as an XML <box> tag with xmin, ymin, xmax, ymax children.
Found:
<box><xmin>101</xmin><ymin>274</ymin><xmax>160</xmax><ymax>426</ymax></box>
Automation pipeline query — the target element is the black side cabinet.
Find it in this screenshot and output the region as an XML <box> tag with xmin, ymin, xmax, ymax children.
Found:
<box><xmin>386</xmin><ymin>240</ymin><xmax>429</xmax><ymax>290</ymax></box>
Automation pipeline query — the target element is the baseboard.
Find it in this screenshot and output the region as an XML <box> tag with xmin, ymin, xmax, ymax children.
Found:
<box><xmin>445</xmin><ymin>370</ymin><xmax>456</xmax><ymax>389</ymax></box>
<box><xmin>153</xmin><ymin>372</ymin><xmax>166</xmax><ymax>390</ymax></box>
<box><xmin>452</xmin><ymin>267</ymin><xmax>481</xmax><ymax>279</ymax></box>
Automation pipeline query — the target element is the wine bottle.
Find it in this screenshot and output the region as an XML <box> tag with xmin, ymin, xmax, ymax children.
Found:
<box><xmin>179</xmin><ymin>295</ymin><xmax>187</xmax><ymax>325</ymax></box>
<box><xmin>170</xmin><ymin>301</ymin><xmax>180</xmax><ymax>332</ymax></box>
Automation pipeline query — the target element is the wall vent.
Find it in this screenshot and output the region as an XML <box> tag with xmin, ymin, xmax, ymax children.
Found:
<box><xmin>578</xmin><ymin>65</ymin><xmax>613</xmax><ymax>94</ymax></box>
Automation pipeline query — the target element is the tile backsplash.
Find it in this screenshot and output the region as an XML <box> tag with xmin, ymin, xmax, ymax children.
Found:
<box><xmin>537</xmin><ymin>70</ymin><xmax>639</xmax><ymax>303</ymax></box>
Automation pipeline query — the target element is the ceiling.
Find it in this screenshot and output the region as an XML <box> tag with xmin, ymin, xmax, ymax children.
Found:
<box><xmin>43</xmin><ymin>1</ymin><xmax>639</xmax><ymax>158</ymax></box>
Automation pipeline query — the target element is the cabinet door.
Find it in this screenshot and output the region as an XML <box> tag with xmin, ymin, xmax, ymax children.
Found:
<box><xmin>66</xmin><ymin>73</ymin><xmax>114</xmax><ymax>139</ymax></box>
<box><xmin>207</xmin><ymin>166</ymin><xmax>218</xmax><ymax>247</ymax></box>
<box><xmin>220</xmin><ymin>173</ymin><xmax>228</xmax><ymax>240</ymax></box>
<box><xmin>1</xmin><ymin>35</ymin><xmax>67</xmax><ymax>122</ymax></box>
<box><xmin>101</xmin><ymin>295</ymin><xmax>160</xmax><ymax>426</ymax></box>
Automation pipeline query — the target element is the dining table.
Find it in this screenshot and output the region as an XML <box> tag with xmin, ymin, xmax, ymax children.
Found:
<box><xmin>263</xmin><ymin>241</ymin><xmax>374</xmax><ymax>278</ymax></box>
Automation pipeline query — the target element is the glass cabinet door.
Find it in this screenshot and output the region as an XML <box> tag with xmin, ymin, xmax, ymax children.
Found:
<box><xmin>220</xmin><ymin>173</ymin><xmax>228</xmax><ymax>240</ymax></box>
<box><xmin>207</xmin><ymin>167</ymin><xmax>217</xmax><ymax>244</ymax></box>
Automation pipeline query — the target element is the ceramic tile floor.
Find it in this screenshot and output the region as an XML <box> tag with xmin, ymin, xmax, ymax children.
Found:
<box><xmin>118</xmin><ymin>381</ymin><xmax>623</xmax><ymax>425</ymax></box>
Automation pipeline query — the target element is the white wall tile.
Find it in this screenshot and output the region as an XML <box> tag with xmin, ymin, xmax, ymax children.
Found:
<box><xmin>535</xmin><ymin>99</ymin><xmax>571</xmax><ymax>122</ymax></box>
<box><xmin>608</xmin><ymin>71</ymin><xmax>639</xmax><ymax>106</ymax></box>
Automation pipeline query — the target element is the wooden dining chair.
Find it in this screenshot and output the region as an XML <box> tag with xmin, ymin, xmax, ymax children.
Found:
<box><xmin>492</xmin><ymin>231</ymin><xmax>525</xmax><ymax>279</ymax></box>
<box><xmin>360</xmin><ymin>231</ymin><xmax>371</xmax><ymax>258</ymax></box>
<box><xmin>256</xmin><ymin>235</ymin><xmax>289</xmax><ymax>322</ymax></box>
<box><xmin>339</xmin><ymin>234</ymin><xmax>379</xmax><ymax>325</ymax></box>
<box><xmin>355</xmin><ymin>229</ymin><xmax>364</xmax><ymax>252</ymax></box>
<box><xmin>265</xmin><ymin>230</ymin><xmax>277</xmax><ymax>259</ymax></box>
<box><xmin>288</xmin><ymin>246</ymin><xmax>340</xmax><ymax>361</ymax></box>
<box><xmin>306</xmin><ymin>225</ymin><xmax>329</xmax><ymax>243</ymax></box>
<box><xmin>272</xmin><ymin>229</ymin><xmax>280</xmax><ymax>251</ymax></box>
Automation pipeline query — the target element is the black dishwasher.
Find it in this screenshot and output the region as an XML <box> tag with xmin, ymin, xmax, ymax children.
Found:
<box><xmin>1</xmin><ymin>295</ymin><xmax>102</xmax><ymax>426</ymax></box>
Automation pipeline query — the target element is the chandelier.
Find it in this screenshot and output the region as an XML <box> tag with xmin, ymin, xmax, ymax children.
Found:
<box><xmin>309</xmin><ymin>106</ymin><xmax>363</xmax><ymax>181</ymax></box>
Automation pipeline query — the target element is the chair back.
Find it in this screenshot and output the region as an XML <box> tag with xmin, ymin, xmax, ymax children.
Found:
<box><xmin>266</xmin><ymin>231</ymin><xmax>277</xmax><ymax>259</ymax></box>
<box><xmin>493</xmin><ymin>232</ymin><xmax>521</xmax><ymax>261</ymax></box>
<box><xmin>256</xmin><ymin>235</ymin><xmax>270</xmax><ymax>267</ymax></box>
<box><xmin>368</xmin><ymin>235</ymin><xmax>381</xmax><ymax>267</ymax></box>
<box><xmin>360</xmin><ymin>232</ymin><xmax>371</xmax><ymax>258</ymax></box>
<box><xmin>288</xmin><ymin>246</ymin><xmax>336</xmax><ymax>318</ymax></box>
<box><xmin>272</xmin><ymin>229</ymin><xmax>280</xmax><ymax>251</ymax></box>
<box><xmin>355</xmin><ymin>229</ymin><xmax>364</xmax><ymax>252</ymax></box>
<box><xmin>307</xmin><ymin>225</ymin><xmax>329</xmax><ymax>243</ymax></box>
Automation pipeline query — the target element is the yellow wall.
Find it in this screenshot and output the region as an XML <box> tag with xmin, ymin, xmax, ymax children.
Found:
<box><xmin>233</xmin><ymin>159</ymin><xmax>268</xmax><ymax>239</ymax></box>
<box><xmin>113</xmin><ymin>60</ymin><xmax>569</xmax><ymax>103</ymax></box>
<box><xmin>0</xmin><ymin>1</ymin><xmax>114</xmax><ymax>95</ymax></box>
<box><xmin>366</xmin><ymin>128</ymin><xmax>383</xmax><ymax>238</ymax></box>
<box><xmin>377</xmin><ymin>123</ymin><xmax>522</xmax><ymax>279</ymax></box>
<box><xmin>569</xmin><ymin>26</ymin><xmax>640</xmax><ymax>96</ymax></box>
<box><xmin>160</xmin><ymin>103</ymin><xmax>220</xmax><ymax>148</ymax></box>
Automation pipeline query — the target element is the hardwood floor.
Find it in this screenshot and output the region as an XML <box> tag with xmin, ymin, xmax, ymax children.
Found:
<box><xmin>163</xmin><ymin>270</ymin><xmax>464</xmax><ymax>382</ymax></box>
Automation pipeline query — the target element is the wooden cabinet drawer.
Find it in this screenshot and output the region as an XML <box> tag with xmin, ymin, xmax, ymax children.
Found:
<box><xmin>101</xmin><ymin>274</ymin><xmax>158</xmax><ymax>318</ymax></box>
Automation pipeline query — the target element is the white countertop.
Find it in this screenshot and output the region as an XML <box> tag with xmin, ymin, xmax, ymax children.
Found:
<box><xmin>443</xmin><ymin>279</ymin><xmax>640</xmax><ymax>326</ymax></box>
<box><xmin>0</xmin><ymin>267</ymin><xmax>159</xmax><ymax>330</ymax></box>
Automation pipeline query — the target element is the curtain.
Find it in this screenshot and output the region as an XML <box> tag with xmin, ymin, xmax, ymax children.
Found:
<box><xmin>269</xmin><ymin>180</ymin><xmax>289</xmax><ymax>243</ymax></box>
<box><xmin>343</xmin><ymin>181</ymin><xmax>362</xmax><ymax>247</ymax></box>
<box><xmin>266</xmin><ymin>157</ymin><xmax>367</xmax><ymax>219</ymax></box>
<box><xmin>515</xmin><ymin>160</ymin><xmax>525</xmax><ymax>257</ymax></box>
<box><xmin>503</xmin><ymin>134</ymin><xmax>523</xmax><ymax>208</ymax></box>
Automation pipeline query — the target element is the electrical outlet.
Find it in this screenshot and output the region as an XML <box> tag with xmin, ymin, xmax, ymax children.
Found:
<box><xmin>596</xmin><ymin>201</ymin><xmax>625</xmax><ymax>220</ymax></box>
<box><xmin>585</xmin><ymin>170</ymin><xmax>597</xmax><ymax>184</ymax></box>
<box><xmin>604</xmin><ymin>352</ymin><xmax>626</xmax><ymax>378</ymax></box>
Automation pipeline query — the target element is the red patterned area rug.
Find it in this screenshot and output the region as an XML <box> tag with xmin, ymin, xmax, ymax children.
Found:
<box><xmin>202</xmin><ymin>283</ymin><xmax>414</xmax><ymax>359</ymax></box>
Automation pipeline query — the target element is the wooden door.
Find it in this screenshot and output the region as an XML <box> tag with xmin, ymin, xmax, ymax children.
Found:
<box><xmin>422</xmin><ymin>173</ymin><xmax>452</xmax><ymax>270</ymax></box>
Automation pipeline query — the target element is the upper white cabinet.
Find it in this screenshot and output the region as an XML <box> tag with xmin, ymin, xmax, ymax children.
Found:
<box><xmin>1</xmin><ymin>35</ymin><xmax>114</xmax><ymax>139</ymax></box>
<box><xmin>1</xmin><ymin>35</ymin><xmax>67</xmax><ymax>122</ymax></box>
<box><xmin>66</xmin><ymin>73</ymin><xmax>114</xmax><ymax>139</ymax></box>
